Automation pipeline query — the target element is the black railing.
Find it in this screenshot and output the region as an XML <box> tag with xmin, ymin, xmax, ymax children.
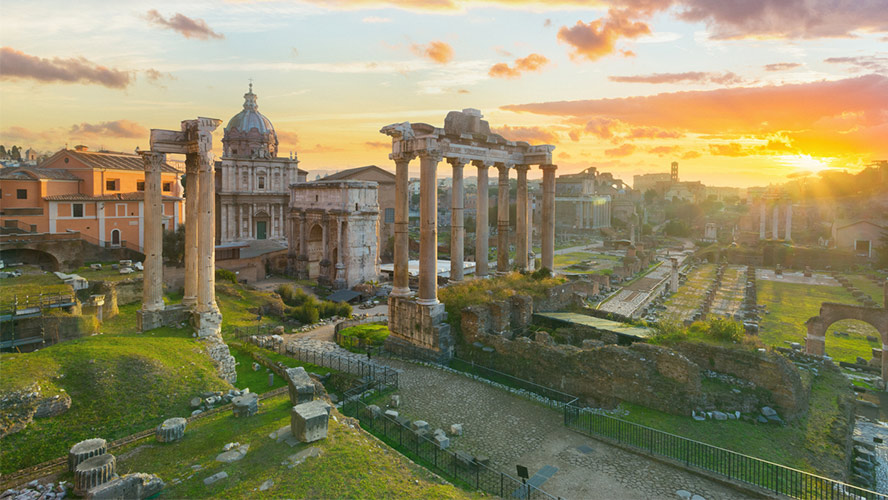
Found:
<box><xmin>564</xmin><ymin>404</ymin><xmax>885</xmax><ymax>500</ymax></box>
<box><xmin>449</xmin><ymin>357</ymin><xmax>578</xmax><ymax>410</ymax></box>
<box><xmin>341</xmin><ymin>396</ymin><xmax>557</xmax><ymax>500</ymax></box>
<box><xmin>0</xmin><ymin>292</ymin><xmax>77</xmax><ymax>318</ymax></box>
<box><xmin>284</xmin><ymin>343</ymin><xmax>399</xmax><ymax>389</ymax></box>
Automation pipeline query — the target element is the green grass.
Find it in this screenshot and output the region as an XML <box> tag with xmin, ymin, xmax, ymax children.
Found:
<box><xmin>615</xmin><ymin>366</ymin><xmax>851</xmax><ymax>478</ymax></box>
<box><xmin>847</xmin><ymin>274</ymin><xmax>885</xmax><ymax>304</ymax></box>
<box><xmin>76</xmin><ymin>263</ymin><xmax>144</xmax><ymax>283</ymax></box>
<box><xmin>214</xmin><ymin>283</ymin><xmax>285</xmax><ymax>334</ymax></box>
<box><xmin>0</xmin><ymin>266</ymin><xmax>72</xmax><ymax>303</ymax></box>
<box><xmin>228</xmin><ymin>342</ymin><xmax>332</xmax><ymax>392</ymax></box>
<box><xmin>107</xmin><ymin>394</ymin><xmax>475</xmax><ymax>499</ymax></box>
<box><xmin>553</xmin><ymin>252</ymin><xmax>621</xmax><ymax>274</ymax></box>
<box><xmin>757</xmin><ymin>280</ymin><xmax>879</xmax><ymax>363</ymax></box>
<box><xmin>0</xmin><ymin>330</ymin><xmax>230</xmax><ymax>473</ymax></box>
<box><xmin>337</xmin><ymin>323</ymin><xmax>390</xmax><ymax>351</ymax></box>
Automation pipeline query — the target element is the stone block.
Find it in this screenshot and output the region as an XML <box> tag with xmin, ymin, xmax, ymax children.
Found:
<box><xmin>291</xmin><ymin>401</ymin><xmax>331</xmax><ymax>443</ymax></box>
<box><xmin>411</xmin><ymin>420</ymin><xmax>430</xmax><ymax>435</ymax></box>
<box><xmin>433</xmin><ymin>433</ymin><xmax>450</xmax><ymax>449</ymax></box>
<box><xmin>364</xmin><ymin>404</ymin><xmax>382</xmax><ymax>419</ymax></box>
<box><xmin>232</xmin><ymin>393</ymin><xmax>258</xmax><ymax>418</ymax></box>
<box><xmin>760</xmin><ymin>406</ymin><xmax>777</xmax><ymax>417</ymax></box>
<box><xmin>390</xmin><ymin>395</ymin><xmax>400</xmax><ymax>408</ymax></box>
<box><xmin>86</xmin><ymin>473</ymin><xmax>164</xmax><ymax>500</ymax></box>
<box><xmin>384</xmin><ymin>409</ymin><xmax>399</xmax><ymax>419</ymax></box>
<box><xmin>155</xmin><ymin>418</ymin><xmax>186</xmax><ymax>442</ymax></box>
<box><xmin>449</xmin><ymin>423</ymin><xmax>463</xmax><ymax>436</ymax></box>
<box><xmin>203</xmin><ymin>472</ymin><xmax>228</xmax><ymax>486</ymax></box>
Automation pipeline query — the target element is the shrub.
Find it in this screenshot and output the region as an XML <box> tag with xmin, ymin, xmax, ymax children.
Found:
<box><xmin>531</xmin><ymin>267</ymin><xmax>552</xmax><ymax>280</ymax></box>
<box><xmin>707</xmin><ymin>317</ymin><xmax>744</xmax><ymax>343</ymax></box>
<box><xmin>290</xmin><ymin>303</ymin><xmax>319</xmax><ymax>324</ymax></box>
<box><xmin>215</xmin><ymin>269</ymin><xmax>237</xmax><ymax>284</ymax></box>
<box><xmin>276</xmin><ymin>284</ymin><xmax>294</xmax><ymax>303</ymax></box>
<box><xmin>276</xmin><ymin>284</ymin><xmax>311</xmax><ymax>307</ymax></box>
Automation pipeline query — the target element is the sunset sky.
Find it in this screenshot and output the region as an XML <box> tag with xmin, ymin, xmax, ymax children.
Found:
<box><xmin>1</xmin><ymin>0</ymin><xmax>886</xmax><ymax>187</ymax></box>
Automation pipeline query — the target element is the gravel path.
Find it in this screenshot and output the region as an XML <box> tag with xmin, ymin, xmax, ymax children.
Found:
<box><xmin>380</xmin><ymin>358</ymin><xmax>748</xmax><ymax>500</ymax></box>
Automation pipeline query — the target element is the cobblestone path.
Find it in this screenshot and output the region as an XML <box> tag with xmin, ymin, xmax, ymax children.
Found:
<box><xmin>380</xmin><ymin>358</ymin><xmax>749</xmax><ymax>500</ymax></box>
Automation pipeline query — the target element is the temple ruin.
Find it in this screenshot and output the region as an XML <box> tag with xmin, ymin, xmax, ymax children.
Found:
<box><xmin>137</xmin><ymin>117</ymin><xmax>236</xmax><ymax>383</ymax></box>
<box><xmin>380</xmin><ymin>109</ymin><xmax>556</xmax><ymax>360</ymax></box>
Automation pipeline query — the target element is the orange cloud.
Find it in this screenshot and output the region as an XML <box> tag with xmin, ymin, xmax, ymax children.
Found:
<box><xmin>681</xmin><ymin>150</ymin><xmax>702</xmax><ymax>159</ymax></box>
<box><xmin>146</xmin><ymin>10</ymin><xmax>224</xmax><ymax>40</ymax></box>
<box><xmin>609</xmin><ymin>71</ymin><xmax>743</xmax><ymax>85</ymax></box>
<box><xmin>491</xmin><ymin>125</ymin><xmax>558</xmax><ymax>144</ymax></box>
<box><xmin>69</xmin><ymin>120</ymin><xmax>147</xmax><ymax>138</ymax></box>
<box><xmin>277</xmin><ymin>130</ymin><xmax>300</xmax><ymax>149</ymax></box>
<box><xmin>763</xmin><ymin>62</ymin><xmax>802</xmax><ymax>71</ymax></box>
<box><xmin>626</xmin><ymin>126</ymin><xmax>683</xmax><ymax>139</ymax></box>
<box><xmin>503</xmin><ymin>74</ymin><xmax>888</xmax><ymax>159</ymax></box>
<box><xmin>709</xmin><ymin>143</ymin><xmax>747</xmax><ymax>156</ymax></box>
<box><xmin>605</xmin><ymin>143</ymin><xmax>636</xmax><ymax>157</ymax></box>
<box><xmin>411</xmin><ymin>41</ymin><xmax>453</xmax><ymax>64</ymax></box>
<box><xmin>557</xmin><ymin>9</ymin><xmax>651</xmax><ymax>61</ymax></box>
<box><xmin>364</xmin><ymin>141</ymin><xmax>390</xmax><ymax>149</ymax></box>
<box><xmin>489</xmin><ymin>53</ymin><xmax>550</xmax><ymax>79</ymax></box>
<box><xmin>0</xmin><ymin>47</ymin><xmax>132</xmax><ymax>88</ymax></box>
<box><xmin>648</xmin><ymin>145</ymin><xmax>680</xmax><ymax>156</ymax></box>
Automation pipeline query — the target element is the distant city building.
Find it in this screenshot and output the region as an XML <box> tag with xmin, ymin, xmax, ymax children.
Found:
<box><xmin>0</xmin><ymin>146</ymin><xmax>183</xmax><ymax>249</ymax></box>
<box><xmin>216</xmin><ymin>85</ymin><xmax>306</xmax><ymax>244</ymax></box>
<box><xmin>633</xmin><ymin>173</ymin><xmax>671</xmax><ymax>193</ymax></box>
<box><xmin>555</xmin><ymin>167</ymin><xmax>612</xmax><ymax>230</ymax></box>
<box><xmin>321</xmin><ymin>165</ymin><xmax>395</xmax><ymax>262</ymax></box>
<box><xmin>705</xmin><ymin>186</ymin><xmax>742</xmax><ymax>201</ymax></box>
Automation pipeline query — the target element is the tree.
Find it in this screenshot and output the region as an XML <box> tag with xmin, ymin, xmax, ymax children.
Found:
<box><xmin>162</xmin><ymin>225</ymin><xmax>186</xmax><ymax>265</ymax></box>
<box><xmin>878</xmin><ymin>229</ymin><xmax>888</xmax><ymax>269</ymax></box>
<box><xmin>0</xmin><ymin>145</ymin><xmax>7</xmax><ymax>159</ymax></box>
<box><xmin>10</xmin><ymin>146</ymin><xmax>21</xmax><ymax>161</ymax></box>
<box><xmin>643</xmin><ymin>189</ymin><xmax>658</xmax><ymax>205</ymax></box>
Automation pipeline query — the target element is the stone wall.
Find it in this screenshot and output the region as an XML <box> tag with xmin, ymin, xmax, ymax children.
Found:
<box><xmin>533</xmin><ymin>279</ymin><xmax>601</xmax><ymax>312</ymax></box>
<box><xmin>387</xmin><ymin>296</ymin><xmax>453</xmax><ymax>361</ymax></box>
<box><xmin>85</xmin><ymin>278</ymin><xmax>143</xmax><ymax>320</ymax></box>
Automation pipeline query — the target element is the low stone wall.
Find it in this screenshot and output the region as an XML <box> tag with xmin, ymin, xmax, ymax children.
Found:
<box><xmin>86</xmin><ymin>279</ymin><xmax>142</xmax><ymax>320</ymax></box>
<box><xmin>533</xmin><ymin>279</ymin><xmax>601</xmax><ymax>312</ymax></box>
<box><xmin>387</xmin><ymin>296</ymin><xmax>453</xmax><ymax>361</ymax></box>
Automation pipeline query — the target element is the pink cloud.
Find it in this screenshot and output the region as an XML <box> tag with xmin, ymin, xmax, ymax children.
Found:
<box><xmin>0</xmin><ymin>47</ymin><xmax>131</xmax><ymax>88</ymax></box>
<box><xmin>145</xmin><ymin>10</ymin><xmax>224</xmax><ymax>40</ymax></box>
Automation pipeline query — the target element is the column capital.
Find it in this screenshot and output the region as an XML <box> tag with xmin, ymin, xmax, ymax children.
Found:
<box><xmin>417</xmin><ymin>149</ymin><xmax>443</xmax><ymax>163</ymax></box>
<box><xmin>447</xmin><ymin>157</ymin><xmax>467</xmax><ymax>168</ymax></box>
<box><xmin>495</xmin><ymin>162</ymin><xmax>511</xmax><ymax>173</ymax></box>
<box><xmin>391</xmin><ymin>152</ymin><xmax>416</xmax><ymax>164</ymax></box>
<box><xmin>139</xmin><ymin>151</ymin><xmax>166</xmax><ymax>171</ymax></box>
<box><xmin>472</xmin><ymin>160</ymin><xmax>492</xmax><ymax>169</ymax></box>
<box><xmin>540</xmin><ymin>163</ymin><xmax>558</xmax><ymax>172</ymax></box>
<box><xmin>514</xmin><ymin>164</ymin><xmax>531</xmax><ymax>173</ymax></box>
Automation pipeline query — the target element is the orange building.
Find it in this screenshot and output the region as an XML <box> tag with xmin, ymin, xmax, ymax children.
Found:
<box><xmin>0</xmin><ymin>147</ymin><xmax>183</xmax><ymax>250</ymax></box>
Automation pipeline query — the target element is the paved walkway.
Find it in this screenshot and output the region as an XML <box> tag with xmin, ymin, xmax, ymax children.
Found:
<box><xmin>380</xmin><ymin>358</ymin><xmax>748</xmax><ymax>500</ymax></box>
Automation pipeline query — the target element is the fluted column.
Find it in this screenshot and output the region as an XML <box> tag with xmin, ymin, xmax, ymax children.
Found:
<box><xmin>449</xmin><ymin>158</ymin><xmax>465</xmax><ymax>282</ymax></box>
<box><xmin>392</xmin><ymin>155</ymin><xmax>412</xmax><ymax>296</ymax></box>
<box><xmin>196</xmin><ymin>128</ymin><xmax>218</xmax><ymax>316</ymax></box>
<box><xmin>515</xmin><ymin>164</ymin><xmax>529</xmax><ymax>270</ymax></box>
<box><xmin>784</xmin><ymin>202</ymin><xmax>792</xmax><ymax>241</ymax></box>
<box><xmin>496</xmin><ymin>163</ymin><xmax>510</xmax><ymax>275</ymax></box>
<box><xmin>772</xmin><ymin>205</ymin><xmax>779</xmax><ymax>240</ymax></box>
<box><xmin>183</xmin><ymin>154</ymin><xmax>199</xmax><ymax>308</ymax></box>
<box><xmin>759</xmin><ymin>202</ymin><xmax>766</xmax><ymax>239</ymax></box>
<box><xmin>141</xmin><ymin>151</ymin><xmax>165</xmax><ymax>313</ymax></box>
<box><xmin>418</xmin><ymin>151</ymin><xmax>441</xmax><ymax>305</ymax></box>
<box><xmin>541</xmin><ymin>164</ymin><xmax>557</xmax><ymax>271</ymax></box>
<box><xmin>474</xmin><ymin>161</ymin><xmax>490</xmax><ymax>278</ymax></box>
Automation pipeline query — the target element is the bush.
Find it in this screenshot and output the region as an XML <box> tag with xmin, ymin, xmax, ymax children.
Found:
<box><xmin>707</xmin><ymin>317</ymin><xmax>744</xmax><ymax>342</ymax></box>
<box><xmin>290</xmin><ymin>302</ymin><xmax>319</xmax><ymax>324</ymax></box>
<box><xmin>276</xmin><ymin>284</ymin><xmax>311</xmax><ymax>307</ymax></box>
<box><xmin>338</xmin><ymin>323</ymin><xmax>389</xmax><ymax>350</ymax></box>
<box><xmin>531</xmin><ymin>267</ymin><xmax>552</xmax><ymax>280</ymax></box>
<box><xmin>215</xmin><ymin>269</ymin><xmax>237</xmax><ymax>284</ymax></box>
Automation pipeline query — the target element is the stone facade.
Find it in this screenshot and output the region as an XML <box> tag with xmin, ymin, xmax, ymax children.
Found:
<box><xmin>286</xmin><ymin>180</ymin><xmax>379</xmax><ymax>288</ymax></box>
<box><xmin>387</xmin><ymin>296</ymin><xmax>454</xmax><ymax>361</ymax></box>
<box><xmin>217</xmin><ymin>85</ymin><xmax>307</xmax><ymax>244</ymax></box>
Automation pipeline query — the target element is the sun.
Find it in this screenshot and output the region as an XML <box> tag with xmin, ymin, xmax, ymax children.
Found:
<box><xmin>777</xmin><ymin>154</ymin><xmax>832</xmax><ymax>173</ymax></box>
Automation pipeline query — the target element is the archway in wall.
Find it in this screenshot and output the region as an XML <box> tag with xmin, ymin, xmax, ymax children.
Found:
<box><xmin>823</xmin><ymin>319</ymin><xmax>881</xmax><ymax>364</ymax></box>
<box><xmin>307</xmin><ymin>224</ymin><xmax>323</xmax><ymax>278</ymax></box>
<box><xmin>111</xmin><ymin>229</ymin><xmax>121</xmax><ymax>246</ymax></box>
<box><xmin>0</xmin><ymin>248</ymin><xmax>60</xmax><ymax>271</ymax></box>
<box><xmin>806</xmin><ymin>302</ymin><xmax>888</xmax><ymax>379</ymax></box>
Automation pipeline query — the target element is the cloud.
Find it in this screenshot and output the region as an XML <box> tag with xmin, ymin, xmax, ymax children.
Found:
<box><xmin>410</xmin><ymin>41</ymin><xmax>454</xmax><ymax>64</ymax></box>
<box><xmin>495</xmin><ymin>46</ymin><xmax>513</xmax><ymax>57</ymax></box>
<box><xmin>627</xmin><ymin>126</ymin><xmax>684</xmax><ymax>139</ymax></box>
<box><xmin>145</xmin><ymin>10</ymin><xmax>224</xmax><ymax>40</ymax></box>
<box><xmin>488</xmin><ymin>53</ymin><xmax>549</xmax><ymax>79</ymax></box>
<box><xmin>303</xmin><ymin>144</ymin><xmax>345</xmax><ymax>153</ymax></box>
<box><xmin>605</xmin><ymin>143</ymin><xmax>636</xmax><ymax>157</ymax></box>
<box><xmin>0</xmin><ymin>126</ymin><xmax>57</xmax><ymax>144</ymax></box>
<box><xmin>69</xmin><ymin>120</ymin><xmax>147</xmax><ymax>138</ymax></box>
<box><xmin>364</xmin><ymin>141</ymin><xmax>390</xmax><ymax>149</ymax></box>
<box><xmin>825</xmin><ymin>56</ymin><xmax>888</xmax><ymax>74</ymax></box>
<box><xmin>609</xmin><ymin>71</ymin><xmax>743</xmax><ymax>85</ymax></box>
<box><xmin>502</xmin><ymin>74</ymin><xmax>888</xmax><ymax>158</ymax></box>
<box><xmin>276</xmin><ymin>130</ymin><xmax>300</xmax><ymax>147</ymax></box>
<box><xmin>763</xmin><ymin>62</ymin><xmax>802</xmax><ymax>71</ymax></box>
<box><xmin>708</xmin><ymin>143</ymin><xmax>747</xmax><ymax>156</ymax></box>
<box><xmin>583</xmin><ymin>117</ymin><xmax>618</xmax><ymax>139</ymax></box>
<box><xmin>557</xmin><ymin>9</ymin><xmax>651</xmax><ymax>62</ymax></box>
<box><xmin>648</xmin><ymin>145</ymin><xmax>680</xmax><ymax>156</ymax></box>
<box><xmin>681</xmin><ymin>150</ymin><xmax>702</xmax><ymax>159</ymax></box>
<box><xmin>0</xmin><ymin>47</ymin><xmax>131</xmax><ymax>88</ymax></box>
<box><xmin>362</xmin><ymin>16</ymin><xmax>391</xmax><ymax>23</ymax></box>
<box><xmin>491</xmin><ymin>125</ymin><xmax>558</xmax><ymax>144</ymax></box>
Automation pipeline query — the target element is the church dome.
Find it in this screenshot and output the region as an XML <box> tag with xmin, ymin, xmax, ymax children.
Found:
<box><xmin>223</xmin><ymin>84</ymin><xmax>279</xmax><ymax>159</ymax></box>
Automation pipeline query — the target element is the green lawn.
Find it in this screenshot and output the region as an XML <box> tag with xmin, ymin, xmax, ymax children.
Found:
<box><xmin>757</xmin><ymin>280</ymin><xmax>879</xmax><ymax>362</ymax></box>
<box><xmin>106</xmin><ymin>393</ymin><xmax>475</xmax><ymax>499</ymax></box>
<box><xmin>617</xmin><ymin>366</ymin><xmax>851</xmax><ymax>479</ymax></box>
<box><xmin>228</xmin><ymin>343</ymin><xmax>332</xmax><ymax>393</ymax></box>
<box><xmin>0</xmin><ymin>266</ymin><xmax>73</xmax><ymax>303</ymax></box>
<box><xmin>76</xmin><ymin>262</ymin><xmax>144</xmax><ymax>283</ymax></box>
<box><xmin>554</xmin><ymin>251</ymin><xmax>621</xmax><ymax>274</ymax></box>
<box><xmin>847</xmin><ymin>274</ymin><xmax>885</xmax><ymax>304</ymax></box>
<box><xmin>663</xmin><ymin>264</ymin><xmax>716</xmax><ymax>320</ymax></box>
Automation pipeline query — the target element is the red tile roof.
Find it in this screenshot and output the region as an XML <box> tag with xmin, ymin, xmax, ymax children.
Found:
<box><xmin>42</xmin><ymin>149</ymin><xmax>181</xmax><ymax>174</ymax></box>
<box><xmin>43</xmin><ymin>192</ymin><xmax>182</xmax><ymax>202</ymax></box>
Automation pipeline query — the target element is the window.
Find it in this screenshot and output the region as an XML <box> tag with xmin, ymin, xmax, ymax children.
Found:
<box><xmin>384</xmin><ymin>208</ymin><xmax>395</xmax><ymax>223</ymax></box>
<box><xmin>258</xmin><ymin>176</ymin><xmax>265</xmax><ymax>190</ymax></box>
<box><xmin>106</xmin><ymin>179</ymin><xmax>119</xmax><ymax>191</ymax></box>
<box><xmin>162</xmin><ymin>182</ymin><xmax>171</xmax><ymax>192</ymax></box>
<box><xmin>16</xmin><ymin>189</ymin><xmax>27</xmax><ymax>199</ymax></box>
<box><xmin>116</xmin><ymin>204</ymin><xmax>126</xmax><ymax>217</ymax></box>
<box><xmin>136</xmin><ymin>181</ymin><xmax>145</xmax><ymax>191</ymax></box>
<box><xmin>73</xmin><ymin>203</ymin><xmax>84</xmax><ymax>218</ymax></box>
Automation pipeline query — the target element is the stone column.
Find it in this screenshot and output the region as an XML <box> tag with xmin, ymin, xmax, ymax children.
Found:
<box><xmin>183</xmin><ymin>154</ymin><xmax>199</xmax><ymax>308</ymax></box>
<box><xmin>392</xmin><ymin>155</ymin><xmax>412</xmax><ymax>296</ymax></box>
<box><xmin>140</xmin><ymin>151</ymin><xmax>165</xmax><ymax>314</ymax></box>
<box><xmin>515</xmin><ymin>164</ymin><xmax>529</xmax><ymax>270</ymax></box>
<box><xmin>772</xmin><ymin>205</ymin><xmax>780</xmax><ymax>240</ymax></box>
<box><xmin>474</xmin><ymin>161</ymin><xmax>490</xmax><ymax>278</ymax></box>
<box><xmin>759</xmin><ymin>202</ymin><xmax>766</xmax><ymax>239</ymax></box>
<box><xmin>197</xmin><ymin>130</ymin><xmax>218</xmax><ymax>317</ymax></box>
<box><xmin>418</xmin><ymin>151</ymin><xmax>441</xmax><ymax>305</ymax></box>
<box><xmin>784</xmin><ymin>202</ymin><xmax>792</xmax><ymax>241</ymax></box>
<box><xmin>449</xmin><ymin>158</ymin><xmax>465</xmax><ymax>282</ymax></box>
<box><xmin>496</xmin><ymin>163</ymin><xmax>510</xmax><ymax>275</ymax></box>
<box><xmin>334</xmin><ymin>219</ymin><xmax>346</xmax><ymax>289</ymax></box>
<box><xmin>540</xmin><ymin>164</ymin><xmax>557</xmax><ymax>271</ymax></box>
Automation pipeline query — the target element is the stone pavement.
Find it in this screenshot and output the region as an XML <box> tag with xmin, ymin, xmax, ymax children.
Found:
<box><xmin>379</xmin><ymin>358</ymin><xmax>748</xmax><ymax>500</ymax></box>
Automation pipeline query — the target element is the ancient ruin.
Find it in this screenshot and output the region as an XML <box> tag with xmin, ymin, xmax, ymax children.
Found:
<box><xmin>136</xmin><ymin>117</ymin><xmax>236</xmax><ymax>383</ymax></box>
<box><xmin>380</xmin><ymin>109</ymin><xmax>556</xmax><ymax>360</ymax></box>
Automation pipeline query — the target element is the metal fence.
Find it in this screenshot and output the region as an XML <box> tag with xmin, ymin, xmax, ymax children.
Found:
<box><xmin>285</xmin><ymin>344</ymin><xmax>399</xmax><ymax>389</ymax></box>
<box><xmin>342</xmin><ymin>396</ymin><xmax>557</xmax><ymax>500</ymax></box>
<box><xmin>564</xmin><ymin>404</ymin><xmax>885</xmax><ymax>500</ymax></box>
<box><xmin>449</xmin><ymin>357</ymin><xmax>578</xmax><ymax>410</ymax></box>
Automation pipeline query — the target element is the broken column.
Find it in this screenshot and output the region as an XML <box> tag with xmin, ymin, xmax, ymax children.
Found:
<box><xmin>74</xmin><ymin>454</ymin><xmax>116</xmax><ymax>496</ymax></box>
<box><xmin>155</xmin><ymin>418</ymin><xmax>187</xmax><ymax>442</ymax></box>
<box><xmin>392</xmin><ymin>154</ymin><xmax>412</xmax><ymax>297</ymax></box>
<box><xmin>515</xmin><ymin>164</ymin><xmax>529</xmax><ymax>270</ymax></box>
<box><xmin>418</xmin><ymin>150</ymin><xmax>440</xmax><ymax>305</ymax></box>
<box><xmin>449</xmin><ymin>157</ymin><xmax>465</xmax><ymax>282</ymax></box>
<box><xmin>759</xmin><ymin>201</ymin><xmax>766</xmax><ymax>239</ymax></box>
<box><xmin>772</xmin><ymin>204</ymin><xmax>780</xmax><ymax>240</ymax></box>
<box><xmin>540</xmin><ymin>164</ymin><xmax>557</xmax><ymax>271</ymax></box>
<box><xmin>670</xmin><ymin>257</ymin><xmax>679</xmax><ymax>293</ymax></box>
<box><xmin>291</xmin><ymin>400</ymin><xmax>332</xmax><ymax>443</ymax></box>
<box><xmin>784</xmin><ymin>201</ymin><xmax>792</xmax><ymax>241</ymax></box>
<box><xmin>286</xmin><ymin>366</ymin><xmax>315</xmax><ymax>404</ymax></box>
<box><xmin>68</xmin><ymin>438</ymin><xmax>107</xmax><ymax>472</ymax></box>
<box><xmin>474</xmin><ymin>161</ymin><xmax>490</xmax><ymax>278</ymax></box>
<box><xmin>496</xmin><ymin>163</ymin><xmax>510</xmax><ymax>275</ymax></box>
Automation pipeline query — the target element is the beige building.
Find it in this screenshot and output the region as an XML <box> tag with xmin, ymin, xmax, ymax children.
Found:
<box><xmin>287</xmin><ymin>181</ymin><xmax>380</xmax><ymax>288</ymax></box>
<box><xmin>321</xmin><ymin>165</ymin><xmax>395</xmax><ymax>262</ymax></box>
<box><xmin>216</xmin><ymin>85</ymin><xmax>306</xmax><ymax>243</ymax></box>
<box><xmin>832</xmin><ymin>220</ymin><xmax>886</xmax><ymax>258</ymax></box>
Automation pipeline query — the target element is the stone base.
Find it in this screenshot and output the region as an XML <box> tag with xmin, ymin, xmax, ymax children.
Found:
<box><xmin>137</xmin><ymin>304</ymin><xmax>190</xmax><ymax>332</ymax></box>
<box><xmin>193</xmin><ymin>308</ymin><xmax>222</xmax><ymax>338</ymax></box>
<box><xmin>333</xmin><ymin>278</ymin><xmax>347</xmax><ymax>290</ymax></box>
<box><xmin>387</xmin><ymin>296</ymin><xmax>453</xmax><ymax>362</ymax></box>
<box><xmin>86</xmin><ymin>473</ymin><xmax>164</xmax><ymax>500</ymax></box>
<box><xmin>291</xmin><ymin>400</ymin><xmax>331</xmax><ymax>443</ymax></box>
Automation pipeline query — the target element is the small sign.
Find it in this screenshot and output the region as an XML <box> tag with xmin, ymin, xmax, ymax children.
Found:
<box><xmin>516</xmin><ymin>465</ymin><xmax>529</xmax><ymax>480</ymax></box>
